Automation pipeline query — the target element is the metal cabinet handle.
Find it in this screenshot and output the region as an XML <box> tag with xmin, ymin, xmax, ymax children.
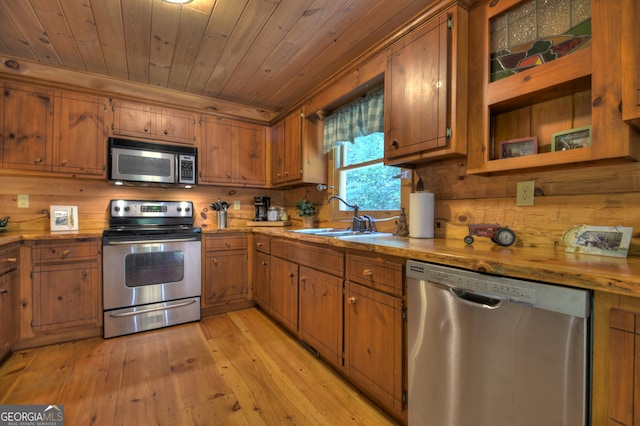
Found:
<box><xmin>288</xmin><ymin>272</ymin><xmax>294</xmax><ymax>278</ymax></box>
<box><xmin>261</xmin><ymin>261</ymin><xmax>268</xmax><ymax>266</ymax></box>
<box><xmin>362</xmin><ymin>269</ymin><xmax>373</xmax><ymax>276</ymax></box>
<box><xmin>347</xmin><ymin>297</ymin><xmax>356</xmax><ymax>304</ymax></box>
<box><xmin>0</xmin><ymin>288</ymin><xmax>8</xmax><ymax>294</ymax></box>
<box><xmin>300</xmin><ymin>276</ymin><xmax>306</xmax><ymax>282</ymax></box>
<box><xmin>62</xmin><ymin>250</ymin><xmax>70</xmax><ymax>257</ymax></box>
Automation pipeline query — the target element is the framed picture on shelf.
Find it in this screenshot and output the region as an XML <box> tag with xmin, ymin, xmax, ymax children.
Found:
<box><xmin>50</xmin><ymin>205</ymin><xmax>78</xmax><ymax>232</ymax></box>
<box><xmin>498</xmin><ymin>137</ymin><xmax>538</xmax><ymax>159</ymax></box>
<box><xmin>551</xmin><ymin>125</ymin><xmax>592</xmax><ymax>151</ymax></box>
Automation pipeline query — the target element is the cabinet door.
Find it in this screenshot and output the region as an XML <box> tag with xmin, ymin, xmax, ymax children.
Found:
<box><xmin>54</xmin><ymin>91</ymin><xmax>108</xmax><ymax>175</ymax></box>
<box><xmin>283</xmin><ymin>111</ymin><xmax>301</xmax><ymax>182</ymax></box>
<box><xmin>2</xmin><ymin>83</ymin><xmax>54</xmax><ymax>170</ymax></box>
<box><xmin>385</xmin><ymin>13</ymin><xmax>449</xmax><ymax>160</ymax></box>
<box><xmin>112</xmin><ymin>100</ymin><xmax>155</xmax><ymax>140</ymax></box>
<box><xmin>0</xmin><ymin>270</ymin><xmax>19</xmax><ymax>358</ymax></box>
<box><xmin>203</xmin><ymin>249</ymin><xmax>248</xmax><ymax>309</ymax></box>
<box><xmin>253</xmin><ymin>251</ymin><xmax>270</xmax><ymax>312</ymax></box>
<box><xmin>32</xmin><ymin>262</ymin><xmax>99</xmax><ymax>332</ymax></box>
<box><xmin>299</xmin><ymin>266</ymin><xmax>343</xmax><ymax>366</ymax></box>
<box><xmin>158</xmin><ymin>107</ymin><xmax>196</xmax><ymax>145</ymax></box>
<box><xmin>344</xmin><ymin>281</ymin><xmax>404</xmax><ymax>413</ymax></box>
<box><xmin>234</xmin><ymin>122</ymin><xmax>266</xmax><ymax>186</ymax></box>
<box><xmin>269</xmin><ymin>256</ymin><xmax>298</xmax><ymax>334</ymax></box>
<box><xmin>271</xmin><ymin>119</ymin><xmax>286</xmax><ymax>185</ymax></box>
<box><xmin>199</xmin><ymin>116</ymin><xmax>235</xmax><ymax>184</ymax></box>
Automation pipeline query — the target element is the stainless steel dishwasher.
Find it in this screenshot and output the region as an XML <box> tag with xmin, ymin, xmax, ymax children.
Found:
<box><xmin>406</xmin><ymin>260</ymin><xmax>591</xmax><ymax>426</ymax></box>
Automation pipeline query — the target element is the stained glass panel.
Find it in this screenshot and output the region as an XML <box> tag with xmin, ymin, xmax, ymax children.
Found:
<box><xmin>490</xmin><ymin>0</ymin><xmax>591</xmax><ymax>82</ymax></box>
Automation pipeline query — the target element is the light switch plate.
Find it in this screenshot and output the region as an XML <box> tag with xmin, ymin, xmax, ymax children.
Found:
<box><xmin>516</xmin><ymin>181</ymin><xmax>535</xmax><ymax>206</ymax></box>
<box><xmin>233</xmin><ymin>200</ymin><xmax>241</xmax><ymax>210</ymax></box>
<box><xmin>17</xmin><ymin>194</ymin><xmax>29</xmax><ymax>208</ymax></box>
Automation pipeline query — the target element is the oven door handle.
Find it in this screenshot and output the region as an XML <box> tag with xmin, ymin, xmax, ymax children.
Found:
<box><xmin>107</xmin><ymin>237</ymin><xmax>200</xmax><ymax>245</ymax></box>
<box><xmin>108</xmin><ymin>298</ymin><xmax>198</xmax><ymax>317</ymax></box>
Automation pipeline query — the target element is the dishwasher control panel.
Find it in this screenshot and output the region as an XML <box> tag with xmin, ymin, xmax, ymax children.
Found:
<box><xmin>407</xmin><ymin>260</ymin><xmax>591</xmax><ymax>317</ymax></box>
<box><xmin>427</xmin><ymin>267</ymin><xmax>536</xmax><ymax>305</ymax></box>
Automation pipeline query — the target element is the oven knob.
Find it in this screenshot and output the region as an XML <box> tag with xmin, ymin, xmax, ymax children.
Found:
<box><xmin>185</xmin><ymin>207</ymin><xmax>191</xmax><ymax>213</ymax></box>
<box><xmin>124</xmin><ymin>206</ymin><xmax>130</xmax><ymax>212</ymax></box>
<box><xmin>114</xmin><ymin>206</ymin><xmax>120</xmax><ymax>212</ymax></box>
<box><xmin>177</xmin><ymin>207</ymin><xmax>182</xmax><ymax>212</ymax></box>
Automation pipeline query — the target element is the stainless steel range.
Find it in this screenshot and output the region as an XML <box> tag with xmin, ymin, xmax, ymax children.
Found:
<box><xmin>102</xmin><ymin>199</ymin><xmax>202</xmax><ymax>338</ymax></box>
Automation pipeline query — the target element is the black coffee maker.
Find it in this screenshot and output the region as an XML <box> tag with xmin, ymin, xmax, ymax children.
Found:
<box><xmin>253</xmin><ymin>196</ymin><xmax>270</xmax><ymax>221</ymax></box>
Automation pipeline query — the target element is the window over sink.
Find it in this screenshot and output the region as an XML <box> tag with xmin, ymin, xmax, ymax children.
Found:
<box><xmin>323</xmin><ymin>86</ymin><xmax>401</xmax><ymax>220</ymax></box>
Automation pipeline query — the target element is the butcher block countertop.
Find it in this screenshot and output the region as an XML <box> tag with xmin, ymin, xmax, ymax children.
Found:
<box><xmin>253</xmin><ymin>228</ymin><xmax>640</xmax><ymax>298</ymax></box>
<box><xmin>2</xmin><ymin>227</ymin><xmax>639</xmax><ymax>297</ymax></box>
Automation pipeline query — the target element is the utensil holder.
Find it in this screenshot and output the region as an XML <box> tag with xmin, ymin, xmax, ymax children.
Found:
<box><xmin>216</xmin><ymin>211</ymin><xmax>227</xmax><ymax>229</ymax></box>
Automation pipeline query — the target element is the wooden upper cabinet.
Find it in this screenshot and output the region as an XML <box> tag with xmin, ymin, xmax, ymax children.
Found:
<box><xmin>2</xmin><ymin>83</ymin><xmax>54</xmax><ymax>171</ymax></box>
<box><xmin>54</xmin><ymin>91</ymin><xmax>108</xmax><ymax>176</ymax></box>
<box><xmin>1</xmin><ymin>83</ymin><xmax>108</xmax><ymax>176</ymax></box>
<box><xmin>270</xmin><ymin>108</ymin><xmax>325</xmax><ymax>187</ymax></box>
<box><xmin>622</xmin><ymin>0</ymin><xmax>640</xmax><ymax>128</ymax></box>
<box><xmin>467</xmin><ymin>0</ymin><xmax>640</xmax><ymax>175</ymax></box>
<box><xmin>199</xmin><ymin>116</ymin><xmax>267</xmax><ymax>187</ymax></box>
<box><xmin>112</xmin><ymin>100</ymin><xmax>196</xmax><ymax>145</ymax></box>
<box><xmin>384</xmin><ymin>5</ymin><xmax>468</xmax><ymax>166</ymax></box>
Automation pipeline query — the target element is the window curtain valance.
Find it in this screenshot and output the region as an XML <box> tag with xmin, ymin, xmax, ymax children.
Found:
<box><xmin>322</xmin><ymin>86</ymin><xmax>384</xmax><ymax>153</ymax></box>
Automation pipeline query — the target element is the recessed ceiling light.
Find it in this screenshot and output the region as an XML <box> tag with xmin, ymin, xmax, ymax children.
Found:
<box><xmin>162</xmin><ymin>0</ymin><xmax>193</xmax><ymax>4</ymax></box>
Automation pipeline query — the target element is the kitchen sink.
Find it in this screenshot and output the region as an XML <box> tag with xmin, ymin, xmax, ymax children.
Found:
<box><xmin>288</xmin><ymin>228</ymin><xmax>338</xmax><ymax>234</ymax></box>
<box><xmin>288</xmin><ymin>228</ymin><xmax>393</xmax><ymax>239</ymax></box>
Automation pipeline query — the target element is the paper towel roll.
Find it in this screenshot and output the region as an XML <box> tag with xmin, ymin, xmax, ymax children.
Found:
<box><xmin>410</xmin><ymin>192</ymin><xmax>434</xmax><ymax>239</ymax></box>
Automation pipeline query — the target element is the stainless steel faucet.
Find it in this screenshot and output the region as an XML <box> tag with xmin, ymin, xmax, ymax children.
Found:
<box><xmin>327</xmin><ymin>196</ymin><xmax>362</xmax><ymax>232</ymax></box>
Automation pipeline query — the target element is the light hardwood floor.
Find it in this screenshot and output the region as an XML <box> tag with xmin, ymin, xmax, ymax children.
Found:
<box><xmin>0</xmin><ymin>308</ymin><xmax>398</xmax><ymax>425</ymax></box>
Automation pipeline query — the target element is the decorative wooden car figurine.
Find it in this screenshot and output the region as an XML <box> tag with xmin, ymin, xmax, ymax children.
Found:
<box><xmin>464</xmin><ymin>223</ymin><xmax>516</xmax><ymax>247</ymax></box>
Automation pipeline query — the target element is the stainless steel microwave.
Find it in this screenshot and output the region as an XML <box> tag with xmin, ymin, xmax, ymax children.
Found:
<box><xmin>108</xmin><ymin>137</ymin><xmax>197</xmax><ymax>187</ymax></box>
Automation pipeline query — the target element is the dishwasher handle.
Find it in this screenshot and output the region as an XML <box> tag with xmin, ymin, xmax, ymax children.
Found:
<box><xmin>450</xmin><ymin>288</ymin><xmax>503</xmax><ymax>309</ymax></box>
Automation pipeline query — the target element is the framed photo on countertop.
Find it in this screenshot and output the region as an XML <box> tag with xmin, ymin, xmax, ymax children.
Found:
<box><xmin>50</xmin><ymin>205</ymin><xmax>78</xmax><ymax>232</ymax></box>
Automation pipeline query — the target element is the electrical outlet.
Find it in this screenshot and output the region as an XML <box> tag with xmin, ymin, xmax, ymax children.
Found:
<box><xmin>17</xmin><ymin>194</ymin><xmax>29</xmax><ymax>208</ymax></box>
<box><xmin>516</xmin><ymin>181</ymin><xmax>535</xmax><ymax>206</ymax></box>
<box><xmin>233</xmin><ymin>200</ymin><xmax>241</xmax><ymax>210</ymax></box>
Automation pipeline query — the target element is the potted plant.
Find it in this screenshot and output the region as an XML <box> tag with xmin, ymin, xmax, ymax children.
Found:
<box><xmin>295</xmin><ymin>198</ymin><xmax>316</xmax><ymax>228</ymax></box>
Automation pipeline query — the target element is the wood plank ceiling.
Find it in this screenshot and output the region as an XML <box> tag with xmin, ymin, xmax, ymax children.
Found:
<box><xmin>0</xmin><ymin>0</ymin><xmax>439</xmax><ymax>113</ymax></box>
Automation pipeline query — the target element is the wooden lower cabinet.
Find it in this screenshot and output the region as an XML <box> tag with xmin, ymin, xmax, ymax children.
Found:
<box><xmin>608</xmin><ymin>307</ymin><xmax>640</xmax><ymax>425</ymax></box>
<box><xmin>344</xmin><ymin>281</ymin><xmax>404</xmax><ymax>416</ymax></box>
<box><xmin>19</xmin><ymin>239</ymin><xmax>102</xmax><ymax>348</ymax></box>
<box><xmin>265</xmin><ymin>238</ymin><xmax>406</xmax><ymax>422</ymax></box>
<box><xmin>299</xmin><ymin>266</ymin><xmax>343</xmax><ymax>367</ymax></box>
<box><xmin>269</xmin><ymin>255</ymin><xmax>299</xmax><ymax>334</ymax></box>
<box><xmin>202</xmin><ymin>233</ymin><xmax>251</xmax><ymax>315</ymax></box>
<box><xmin>32</xmin><ymin>262</ymin><xmax>99</xmax><ymax>332</ymax></box>
<box><xmin>253</xmin><ymin>251</ymin><xmax>270</xmax><ymax>312</ymax></box>
<box><xmin>252</xmin><ymin>234</ymin><xmax>271</xmax><ymax>312</ymax></box>
<box><xmin>0</xmin><ymin>243</ymin><xmax>19</xmax><ymax>360</ymax></box>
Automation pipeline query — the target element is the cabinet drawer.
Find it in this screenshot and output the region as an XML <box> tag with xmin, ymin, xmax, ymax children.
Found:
<box><xmin>272</xmin><ymin>239</ymin><xmax>343</xmax><ymax>277</ymax></box>
<box><xmin>33</xmin><ymin>240</ymin><xmax>98</xmax><ymax>264</ymax></box>
<box><xmin>254</xmin><ymin>234</ymin><xmax>271</xmax><ymax>254</ymax></box>
<box><xmin>205</xmin><ymin>234</ymin><xmax>248</xmax><ymax>251</ymax></box>
<box><xmin>346</xmin><ymin>251</ymin><xmax>403</xmax><ymax>297</ymax></box>
<box><xmin>0</xmin><ymin>244</ymin><xmax>19</xmax><ymax>275</ymax></box>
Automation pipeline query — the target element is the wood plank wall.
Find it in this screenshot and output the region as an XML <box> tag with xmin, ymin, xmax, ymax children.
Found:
<box><xmin>415</xmin><ymin>157</ymin><xmax>640</xmax><ymax>255</ymax></box>
<box><xmin>0</xmin><ymin>173</ymin><xmax>285</xmax><ymax>231</ymax></box>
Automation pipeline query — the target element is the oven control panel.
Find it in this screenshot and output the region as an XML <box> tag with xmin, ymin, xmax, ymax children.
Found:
<box><xmin>109</xmin><ymin>199</ymin><xmax>193</xmax><ymax>218</ymax></box>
